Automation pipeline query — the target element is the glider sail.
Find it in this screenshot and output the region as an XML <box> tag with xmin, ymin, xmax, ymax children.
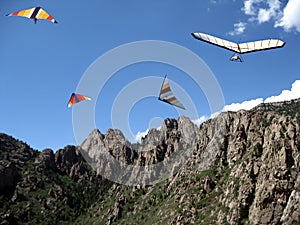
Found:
<box><xmin>68</xmin><ymin>93</ymin><xmax>91</xmax><ymax>108</ymax></box>
<box><xmin>191</xmin><ymin>32</ymin><xmax>285</xmax><ymax>54</ymax></box>
<box><xmin>6</xmin><ymin>7</ymin><xmax>58</xmax><ymax>24</ymax></box>
<box><xmin>237</xmin><ymin>39</ymin><xmax>286</xmax><ymax>54</ymax></box>
<box><xmin>159</xmin><ymin>76</ymin><xmax>185</xmax><ymax>110</ymax></box>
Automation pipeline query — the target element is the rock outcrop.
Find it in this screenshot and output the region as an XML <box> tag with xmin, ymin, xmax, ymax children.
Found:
<box><xmin>80</xmin><ymin>116</ymin><xmax>199</xmax><ymax>186</ymax></box>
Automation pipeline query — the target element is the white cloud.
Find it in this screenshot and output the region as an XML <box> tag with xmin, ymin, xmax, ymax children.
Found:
<box><xmin>240</xmin><ymin>0</ymin><xmax>300</xmax><ymax>33</ymax></box>
<box><xmin>257</xmin><ymin>0</ymin><xmax>281</xmax><ymax>23</ymax></box>
<box><xmin>134</xmin><ymin>129</ymin><xmax>149</xmax><ymax>143</ymax></box>
<box><xmin>134</xmin><ymin>126</ymin><xmax>162</xmax><ymax>143</ymax></box>
<box><xmin>264</xmin><ymin>80</ymin><xmax>300</xmax><ymax>103</ymax></box>
<box><xmin>242</xmin><ymin>0</ymin><xmax>281</xmax><ymax>23</ymax></box>
<box><xmin>231</xmin><ymin>0</ymin><xmax>281</xmax><ymax>35</ymax></box>
<box><xmin>228</xmin><ymin>22</ymin><xmax>247</xmax><ymax>36</ymax></box>
<box><xmin>257</xmin><ymin>8</ymin><xmax>273</xmax><ymax>23</ymax></box>
<box><xmin>192</xmin><ymin>116</ymin><xmax>207</xmax><ymax>126</ymax></box>
<box><xmin>242</xmin><ymin>0</ymin><xmax>263</xmax><ymax>15</ymax></box>
<box><xmin>222</xmin><ymin>80</ymin><xmax>300</xmax><ymax>112</ymax></box>
<box><xmin>210</xmin><ymin>111</ymin><xmax>221</xmax><ymax>119</ymax></box>
<box><xmin>222</xmin><ymin>98</ymin><xmax>264</xmax><ymax>112</ymax></box>
<box><xmin>275</xmin><ymin>0</ymin><xmax>300</xmax><ymax>32</ymax></box>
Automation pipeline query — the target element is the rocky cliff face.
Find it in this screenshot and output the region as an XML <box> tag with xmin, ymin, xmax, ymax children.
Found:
<box><xmin>1</xmin><ymin>99</ymin><xmax>300</xmax><ymax>225</ymax></box>
<box><xmin>80</xmin><ymin>116</ymin><xmax>199</xmax><ymax>186</ymax></box>
<box><xmin>0</xmin><ymin>137</ymin><xmax>111</xmax><ymax>225</ymax></box>
<box><xmin>78</xmin><ymin>99</ymin><xmax>300</xmax><ymax>225</ymax></box>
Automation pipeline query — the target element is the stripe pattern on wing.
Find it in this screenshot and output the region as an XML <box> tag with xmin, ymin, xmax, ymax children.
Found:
<box><xmin>68</xmin><ymin>93</ymin><xmax>91</xmax><ymax>108</ymax></box>
<box><xmin>6</xmin><ymin>7</ymin><xmax>58</xmax><ymax>23</ymax></box>
<box><xmin>159</xmin><ymin>76</ymin><xmax>185</xmax><ymax>110</ymax></box>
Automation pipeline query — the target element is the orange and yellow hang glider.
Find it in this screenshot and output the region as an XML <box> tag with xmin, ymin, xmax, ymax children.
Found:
<box><xmin>68</xmin><ymin>93</ymin><xmax>91</xmax><ymax>108</ymax></box>
<box><xmin>6</xmin><ymin>7</ymin><xmax>58</xmax><ymax>24</ymax></box>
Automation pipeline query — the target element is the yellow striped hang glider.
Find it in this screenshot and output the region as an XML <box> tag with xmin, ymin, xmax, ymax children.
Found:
<box><xmin>158</xmin><ymin>75</ymin><xmax>185</xmax><ymax>110</ymax></box>
<box><xmin>6</xmin><ymin>7</ymin><xmax>58</xmax><ymax>24</ymax></box>
<box><xmin>192</xmin><ymin>32</ymin><xmax>285</xmax><ymax>62</ymax></box>
<box><xmin>68</xmin><ymin>93</ymin><xmax>91</xmax><ymax>108</ymax></box>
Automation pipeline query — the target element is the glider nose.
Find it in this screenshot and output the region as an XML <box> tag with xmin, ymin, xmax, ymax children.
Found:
<box><xmin>191</xmin><ymin>33</ymin><xmax>197</xmax><ymax>38</ymax></box>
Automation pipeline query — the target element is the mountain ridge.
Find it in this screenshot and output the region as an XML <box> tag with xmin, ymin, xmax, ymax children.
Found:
<box><xmin>1</xmin><ymin>98</ymin><xmax>300</xmax><ymax>224</ymax></box>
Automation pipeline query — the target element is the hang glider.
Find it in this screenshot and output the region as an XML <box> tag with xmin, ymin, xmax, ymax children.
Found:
<box><xmin>6</xmin><ymin>7</ymin><xmax>58</xmax><ymax>24</ymax></box>
<box><xmin>191</xmin><ymin>32</ymin><xmax>285</xmax><ymax>62</ymax></box>
<box><xmin>158</xmin><ymin>76</ymin><xmax>185</xmax><ymax>110</ymax></box>
<box><xmin>68</xmin><ymin>93</ymin><xmax>91</xmax><ymax>108</ymax></box>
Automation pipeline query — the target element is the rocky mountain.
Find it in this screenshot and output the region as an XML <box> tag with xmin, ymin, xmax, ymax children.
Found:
<box><xmin>253</xmin><ymin>98</ymin><xmax>300</xmax><ymax>116</ymax></box>
<box><xmin>0</xmin><ymin>137</ymin><xmax>111</xmax><ymax>225</ymax></box>
<box><xmin>1</xmin><ymin>99</ymin><xmax>300</xmax><ymax>225</ymax></box>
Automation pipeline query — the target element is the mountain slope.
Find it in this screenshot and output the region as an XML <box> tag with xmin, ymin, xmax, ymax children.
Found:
<box><xmin>1</xmin><ymin>98</ymin><xmax>300</xmax><ymax>225</ymax></box>
<box><xmin>0</xmin><ymin>137</ymin><xmax>112</xmax><ymax>225</ymax></box>
<box><xmin>76</xmin><ymin>103</ymin><xmax>300</xmax><ymax>225</ymax></box>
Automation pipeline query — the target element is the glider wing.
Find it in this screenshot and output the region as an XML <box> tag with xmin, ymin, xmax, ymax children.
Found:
<box><xmin>68</xmin><ymin>93</ymin><xmax>91</xmax><ymax>108</ymax></box>
<box><xmin>158</xmin><ymin>76</ymin><xmax>185</xmax><ymax>110</ymax></box>
<box><xmin>192</xmin><ymin>32</ymin><xmax>240</xmax><ymax>53</ymax></box>
<box><xmin>6</xmin><ymin>7</ymin><xmax>58</xmax><ymax>23</ymax></box>
<box><xmin>238</xmin><ymin>39</ymin><xmax>285</xmax><ymax>54</ymax></box>
<box><xmin>192</xmin><ymin>32</ymin><xmax>285</xmax><ymax>54</ymax></box>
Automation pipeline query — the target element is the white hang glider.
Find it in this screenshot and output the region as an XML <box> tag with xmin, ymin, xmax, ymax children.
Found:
<box><xmin>192</xmin><ymin>32</ymin><xmax>285</xmax><ymax>62</ymax></box>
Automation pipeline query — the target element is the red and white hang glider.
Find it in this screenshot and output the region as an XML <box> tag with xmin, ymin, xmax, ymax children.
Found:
<box><xmin>67</xmin><ymin>93</ymin><xmax>91</xmax><ymax>108</ymax></box>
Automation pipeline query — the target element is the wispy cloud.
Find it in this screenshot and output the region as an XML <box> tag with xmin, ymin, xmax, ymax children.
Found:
<box><xmin>242</xmin><ymin>0</ymin><xmax>263</xmax><ymax>16</ymax></box>
<box><xmin>228</xmin><ymin>22</ymin><xmax>247</xmax><ymax>36</ymax></box>
<box><xmin>275</xmin><ymin>0</ymin><xmax>300</xmax><ymax>32</ymax></box>
<box><xmin>257</xmin><ymin>0</ymin><xmax>281</xmax><ymax>24</ymax></box>
<box><xmin>241</xmin><ymin>0</ymin><xmax>281</xmax><ymax>23</ymax></box>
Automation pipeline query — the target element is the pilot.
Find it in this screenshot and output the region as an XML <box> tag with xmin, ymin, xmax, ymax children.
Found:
<box><xmin>230</xmin><ymin>54</ymin><xmax>242</xmax><ymax>62</ymax></box>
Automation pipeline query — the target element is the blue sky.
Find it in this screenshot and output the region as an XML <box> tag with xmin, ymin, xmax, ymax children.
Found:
<box><xmin>1</xmin><ymin>0</ymin><xmax>300</xmax><ymax>150</ymax></box>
